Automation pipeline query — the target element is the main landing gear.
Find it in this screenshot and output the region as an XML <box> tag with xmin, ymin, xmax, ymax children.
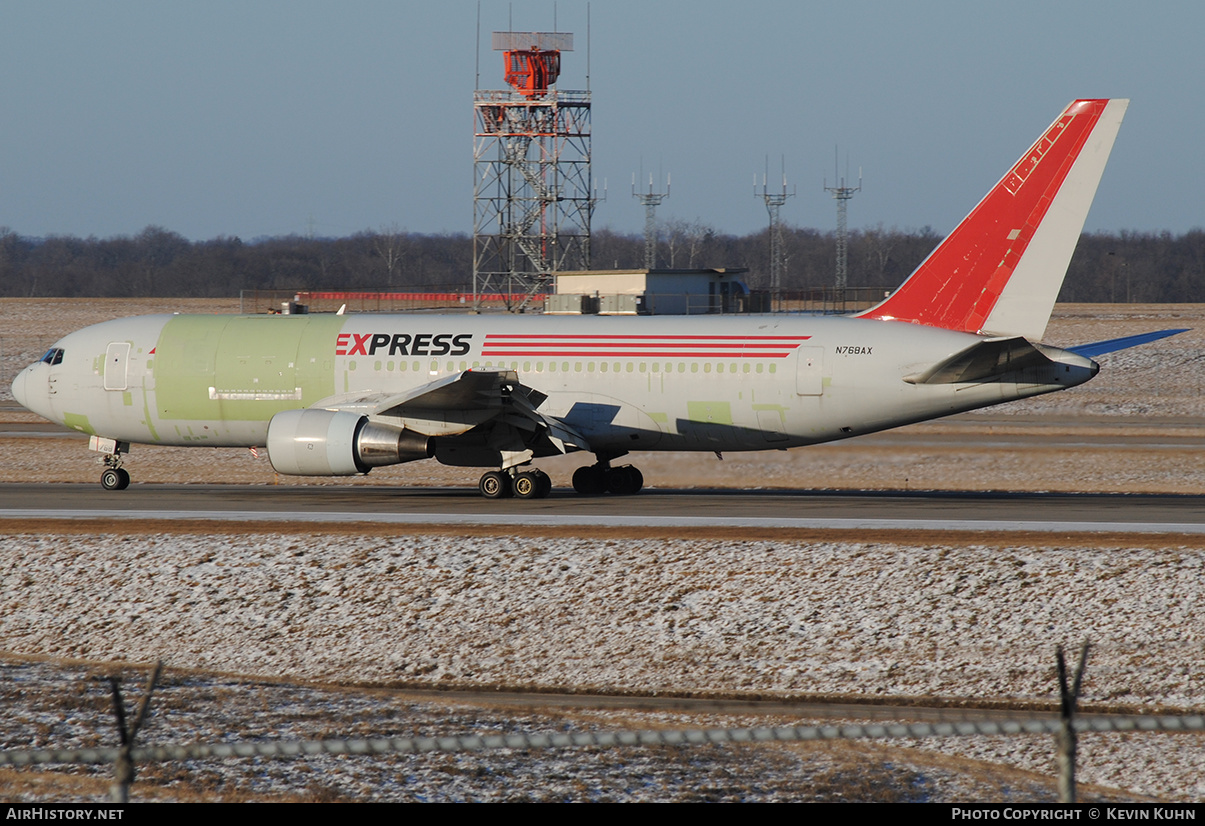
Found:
<box><xmin>478</xmin><ymin>467</ymin><xmax>553</xmax><ymax>500</ymax></box>
<box><xmin>571</xmin><ymin>462</ymin><xmax>644</xmax><ymax>496</ymax></box>
<box><xmin>472</xmin><ymin>457</ymin><xmax>647</xmax><ymax>499</ymax></box>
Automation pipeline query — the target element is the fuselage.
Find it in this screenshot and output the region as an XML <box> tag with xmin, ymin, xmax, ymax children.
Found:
<box><xmin>12</xmin><ymin>311</ymin><xmax>1097</xmax><ymax>460</ymax></box>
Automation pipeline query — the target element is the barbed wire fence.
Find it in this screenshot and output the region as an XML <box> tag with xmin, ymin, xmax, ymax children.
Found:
<box><xmin>2</xmin><ymin>646</ymin><xmax>1204</xmax><ymax>803</ymax></box>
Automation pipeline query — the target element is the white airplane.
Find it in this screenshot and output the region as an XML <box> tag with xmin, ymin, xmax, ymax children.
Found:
<box><xmin>10</xmin><ymin>98</ymin><xmax>1183</xmax><ymax>498</ymax></box>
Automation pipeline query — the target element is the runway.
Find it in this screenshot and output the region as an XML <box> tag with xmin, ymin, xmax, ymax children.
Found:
<box><xmin>2</xmin><ymin>483</ymin><xmax>1204</xmax><ymax>533</ymax></box>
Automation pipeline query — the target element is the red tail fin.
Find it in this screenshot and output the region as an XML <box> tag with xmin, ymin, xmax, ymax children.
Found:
<box><xmin>859</xmin><ymin>99</ymin><xmax>1128</xmax><ymax>340</ymax></box>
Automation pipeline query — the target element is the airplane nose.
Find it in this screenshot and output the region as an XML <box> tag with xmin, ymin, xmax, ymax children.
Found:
<box><xmin>11</xmin><ymin>368</ymin><xmax>28</xmax><ymax>409</ymax></box>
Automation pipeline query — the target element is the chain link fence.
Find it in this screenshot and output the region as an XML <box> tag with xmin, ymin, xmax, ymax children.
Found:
<box><xmin>3</xmin><ymin>713</ymin><xmax>1203</xmax><ymax>769</ymax></box>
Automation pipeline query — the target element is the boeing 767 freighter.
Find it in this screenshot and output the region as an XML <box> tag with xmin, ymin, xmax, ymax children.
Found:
<box><xmin>12</xmin><ymin>99</ymin><xmax>1183</xmax><ymax>498</ymax></box>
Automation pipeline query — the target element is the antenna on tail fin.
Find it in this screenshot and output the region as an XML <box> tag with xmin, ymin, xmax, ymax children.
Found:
<box><xmin>860</xmin><ymin>99</ymin><xmax>1129</xmax><ymax>340</ymax></box>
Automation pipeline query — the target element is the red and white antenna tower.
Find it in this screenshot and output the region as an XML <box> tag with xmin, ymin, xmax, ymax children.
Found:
<box><xmin>473</xmin><ymin>30</ymin><xmax>594</xmax><ymax>311</ymax></box>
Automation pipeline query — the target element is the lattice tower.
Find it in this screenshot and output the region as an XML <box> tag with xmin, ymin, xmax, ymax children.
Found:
<box><xmin>632</xmin><ymin>173</ymin><xmax>670</xmax><ymax>269</ymax></box>
<box><xmin>824</xmin><ymin>158</ymin><xmax>861</xmax><ymax>304</ymax></box>
<box><xmin>473</xmin><ymin>31</ymin><xmax>593</xmax><ymax>311</ymax></box>
<box><xmin>756</xmin><ymin>162</ymin><xmax>795</xmax><ymax>298</ymax></box>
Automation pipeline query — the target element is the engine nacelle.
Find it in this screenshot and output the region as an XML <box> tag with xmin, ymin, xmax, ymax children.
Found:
<box><xmin>266</xmin><ymin>409</ymin><xmax>431</xmax><ymax>476</ymax></box>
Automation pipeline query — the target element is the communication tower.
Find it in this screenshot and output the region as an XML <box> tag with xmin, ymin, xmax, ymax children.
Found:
<box><xmin>824</xmin><ymin>152</ymin><xmax>861</xmax><ymax>306</ymax></box>
<box><xmin>473</xmin><ymin>31</ymin><xmax>593</xmax><ymax>311</ymax></box>
<box><xmin>755</xmin><ymin>158</ymin><xmax>795</xmax><ymax>302</ymax></box>
<box><xmin>632</xmin><ymin>173</ymin><xmax>670</xmax><ymax>269</ymax></box>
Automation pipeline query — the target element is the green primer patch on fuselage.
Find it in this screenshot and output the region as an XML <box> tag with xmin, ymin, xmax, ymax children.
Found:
<box><xmin>686</xmin><ymin>401</ymin><xmax>733</xmax><ymax>425</ymax></box>
<box><xmin>62</xmin><ymin>413</ymin><xmax>95</xmax><ymax>435</ymax></box>
<box><xmin>154</xmin><ymin>315</ymin><xmax>343</xmax><ymax>423</ymax></box>
<box><xmin>142</xmin><ymin>390</ymin><xmax>159</xmax><ymax>441</ymax></box>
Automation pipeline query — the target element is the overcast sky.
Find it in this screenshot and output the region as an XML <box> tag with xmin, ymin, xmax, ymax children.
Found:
<box><xmin>3</xmin><ymin>1</ymin><xmax>1202</xmax><ymax>241</ymax></box>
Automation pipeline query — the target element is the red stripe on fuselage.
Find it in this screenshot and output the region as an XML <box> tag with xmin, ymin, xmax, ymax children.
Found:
<box><xmin>480</xmin><ymin>334</ymin><xmax>811</xmax><ymax>359</ymax></box>
<box><xmin>483</xmin><ymin>334</ymin><xmax>811</xmax><ymax>340</ymax></box>
<box><xmin>480</xmin><ymin>351</ymin><xmax>797</xmax><ymax>358</ymax></box>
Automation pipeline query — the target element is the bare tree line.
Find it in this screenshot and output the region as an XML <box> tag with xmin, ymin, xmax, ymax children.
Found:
<box><xmin>1</xmin><ymin>223</ymin><xmax>1202</xmax><ymax>302</ymax></box>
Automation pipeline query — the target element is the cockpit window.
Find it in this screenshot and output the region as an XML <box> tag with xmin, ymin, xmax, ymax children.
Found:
<box><xmin>40</xmin><ymin>348</ymin><xmax>64</xmax><ymax>366</ymax></box>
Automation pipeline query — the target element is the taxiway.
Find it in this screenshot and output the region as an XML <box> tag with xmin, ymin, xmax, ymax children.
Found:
<box><xmin>2</xmin><ymin>483</ymin><xmax>1204</xmax><ymax>533</ymax></box>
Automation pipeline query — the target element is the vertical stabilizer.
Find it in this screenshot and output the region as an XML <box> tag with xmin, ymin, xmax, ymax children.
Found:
<box><xmin>860</xmin><ymin>99</ymin><xmax>1128</xmax><ymax>340</ymax></box>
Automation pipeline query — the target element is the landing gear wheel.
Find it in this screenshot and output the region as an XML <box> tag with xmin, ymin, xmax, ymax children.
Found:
<box><xmin>513</xmin><ymin>471</ymin><xmax>541</xmax><ymax>499</ymax></box>
<box><xmin>606</xmin><ymin>465</ymin><xmax>644</xmax><ymax>496</ymax></box>
<box><xmin>479</xmin><ymin>470</ymin><xmax>512</xmax><ymax>499</ymax></box>
<box><xmin>572</xmin><ymin>465</ymin><xmax>607</xmax><ymax>495</ymax></box>
<box><xmin>100</xmin><ymin>467</ymin><xmax>130</xmax><ymax>491</ymax></box>
<box><xmin>513</xmin><ymin>469</ymin><xmax>552</xmax><ymax>499</ymax></box>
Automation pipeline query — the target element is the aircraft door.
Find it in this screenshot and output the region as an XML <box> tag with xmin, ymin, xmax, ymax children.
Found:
<box><xmin>795</xmin><ymin>346</ymin><xmax>823</xmax><ymax>395</ymax></box>
<box><xmin>103</xmin><ymin>342</ymin><xmax>131</xmax><ymax>391</ymax></box>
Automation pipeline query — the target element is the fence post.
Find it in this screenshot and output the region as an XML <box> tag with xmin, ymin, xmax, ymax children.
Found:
<box><xmin>105</xmin><ymin>660</ymin><xmax>163</xmax><ymax>804</ymax></box>
<box><xmin>1055</xmin><ymin>642</ymin><xmax>1090</xmax><ymax>804</ymax></box>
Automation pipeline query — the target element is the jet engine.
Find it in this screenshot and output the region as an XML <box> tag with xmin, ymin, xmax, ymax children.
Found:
<box><xmin>266</xmin><ymin>409</ymin><xmax>431</xmax><ymax>476</ymax></box>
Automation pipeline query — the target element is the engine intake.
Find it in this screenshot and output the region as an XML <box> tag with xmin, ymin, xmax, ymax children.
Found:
<box><xmin>266</xmin><ymin>409</ymin><xmax>431</xmax><ymax>476</ymax></box>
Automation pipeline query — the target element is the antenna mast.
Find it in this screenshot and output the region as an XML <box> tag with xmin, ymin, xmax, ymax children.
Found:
<box><xmin>824</xmin><ymin>150</ymin><xmax>861</xmax><ymax>308</ymax></box>
<box><xmin>756</xmin><ymin>157</ymin><xmax>795</xmax><ymax>303</ymax></box>
<box><xmin>632</xmin><ymin>173</ymin><xmax>670</xmax><ymax>269</ymax></box>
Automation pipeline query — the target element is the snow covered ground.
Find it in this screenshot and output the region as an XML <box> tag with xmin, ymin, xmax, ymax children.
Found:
<box><xmin>1</xmin><ymin>529</ymin><xmax>1202</xmax><ymax>800</ymax></box>
<box><xmin>0</xmin><ymin>660</ymin><xmax>1163</xmax><ymax>803</ymax></box>
<box><xmin>6</xmin><ymin>532</ymin><xmax>1201</xmax><ymax>704</ymax></box>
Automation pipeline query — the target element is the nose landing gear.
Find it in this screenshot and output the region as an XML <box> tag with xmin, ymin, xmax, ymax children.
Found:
<box><xmin>98</xmin><ymin>453</ymin><xmax>130</xmax><ymax>491</ymax></box>
<box><xmin>93</xmin><ymin>438</ymin><xmax>132</xmax><ymax>491</ymax></box>
<box><xmin>100</xmin><ymin>466</ymin><xmax>130</xmax><ymax>491</ymax></box>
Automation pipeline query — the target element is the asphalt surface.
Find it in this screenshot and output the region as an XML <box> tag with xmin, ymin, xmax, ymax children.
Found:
<box><xmin>3</xmin><ymin>413</ymin><xmax>1203</xmax><ymax>532</ymax></box>
<box><xmin>2</xmin><ymin>483</ymin><xmax>1204</xmax><ymax>533</ymax></box>
<box><xmin>3</xmin><ymin>415</ymin><xmax>1205</xmax><ymax>449</ymax></box>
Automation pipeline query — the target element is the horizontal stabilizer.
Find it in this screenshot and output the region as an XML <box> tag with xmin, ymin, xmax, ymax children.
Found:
<box><xmin>1067</xmin><ymin>328</ymin><xmax>1188</xmax><ymax>358</ymax></box>
<box><xmin>905</xmin><ymin>337</ymin><xmax>1051</xmax><ymax>384</ymax></box>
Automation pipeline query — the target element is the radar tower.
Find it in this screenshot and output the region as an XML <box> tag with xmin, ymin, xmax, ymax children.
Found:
<box><xmin>473</xmin><ymin>30</ymin><xmax>593</xmax><ymax>311</ymax></box>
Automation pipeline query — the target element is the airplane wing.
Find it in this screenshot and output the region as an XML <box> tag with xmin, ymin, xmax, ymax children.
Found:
<box><xmin>313</xmin><ymin>368</ymin><xmax>591</xmax><ymax>457</ymax></box>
